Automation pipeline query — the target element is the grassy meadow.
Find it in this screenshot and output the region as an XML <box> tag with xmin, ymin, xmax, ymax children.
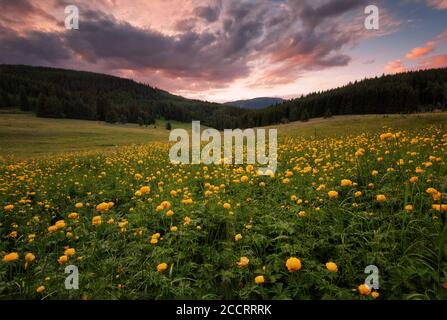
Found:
<box><xmin>0</xmin><ymin>112</ymin><xmax>447</xmax><ymax>299</ymax></box>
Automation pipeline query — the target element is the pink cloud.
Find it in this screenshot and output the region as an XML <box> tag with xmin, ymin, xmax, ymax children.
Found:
<box><xmin>405</xmin><ymin>41</ymin><xmax>435</xmax><ymax>59</ymax></box>
<box><xmin>418</xmin><ymin>54</ymin><xmax>447</xmax><ymax>69</ymax></box>
<box><xmin>426</xmin><ymin>0</ymin><xmax>447</xmax><ymax>9</ymax></box>
<box><xmin>385</xmin><ymin>60</ymin><xmax>406</xmax><ymax>73</ymax></box>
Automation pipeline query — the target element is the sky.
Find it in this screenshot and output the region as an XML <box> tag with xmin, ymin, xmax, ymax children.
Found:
<box><xmin>0</xmin><ymin>0</ymin><xmax>446</xmax><ymax>102</ymax></box>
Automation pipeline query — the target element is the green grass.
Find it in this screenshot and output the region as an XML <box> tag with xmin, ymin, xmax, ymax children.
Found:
<box><xmin>1</xmin><ymin>111</ymin><xmax>447</xmax><ymax>299</ymax></box>
<box><xmin>0</xmin><ymin>113</ymin><xmax>192</xmax><ymax>159</ymax></box>
<box><xmin>269</xmin><ymin>113</ymin><xmax>447</xmax><ymax>137</ymax></box>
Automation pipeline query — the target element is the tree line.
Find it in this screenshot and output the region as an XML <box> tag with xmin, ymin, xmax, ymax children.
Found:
<box><xmin>1</xmin><ymin>64</ymin><xmax>446</xmax><ymax>129</ymax></box>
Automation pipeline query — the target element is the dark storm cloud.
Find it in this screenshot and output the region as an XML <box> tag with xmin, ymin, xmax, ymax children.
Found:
<box><xmin>193</xmin><ymin>6</ymin><xmax>220</xmax><ymax>22</ymax></box>
<box><xmin>0</xmin><ymin>28</ymin><xmax>71</xmax><ymax>65</ymax></box>
<box><xmin>0</xmin><ymin>0</ymin><xmax>371</xmax><ymax>87</ymax></box>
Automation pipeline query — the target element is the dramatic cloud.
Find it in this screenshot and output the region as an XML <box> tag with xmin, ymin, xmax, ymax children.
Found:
<box><xmin>0</xmin><ymin>0</ymin><xmax>445</xmax><ymax>100</ymax></box>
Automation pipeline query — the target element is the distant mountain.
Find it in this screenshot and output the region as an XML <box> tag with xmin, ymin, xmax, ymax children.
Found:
<box><xmin>225</xmin><ymin>97</ymin><xmax>284</xmax><ymax>109</ymax></box>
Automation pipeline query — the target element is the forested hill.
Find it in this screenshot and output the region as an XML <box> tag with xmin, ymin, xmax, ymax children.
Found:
<box><xmin>0</xmin><ymin>64</ymin><xmax>247</xmax><ymax>129</ymax></box>
<box><xmin>245</xmin><ymin>68</ymin><xmax>447</xmax><ymax>128</ymax></box>
<box><xmin>0</xmin><ymin>64</ymin><xmax>446</xmax><ymax>130</ymax></box>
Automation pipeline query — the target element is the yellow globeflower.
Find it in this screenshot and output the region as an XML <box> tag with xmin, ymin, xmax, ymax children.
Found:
<box><xmin>96</xmin><ymin>202</ymin><xmax>109</xmax><ymax>212</ymax></box>
<box><xmin>25</xmin><ymin>253</ymin><xmax>36</xmax><ymax>263</ymax></box>
<box><xmin>255</xmin><ymin>275</ymin><xmax>265</xmax><ymax>285</ymax></box>
<box><xmin>157</xmin><ymin>263</ymin><xmax>168</xmax><ymax>272</ymax></box>
<box><xmin>234</xmin><ymin>234</ymin><xmax>243</xmax><ymax>241</ymax></box>
<box><xmin>432</xmin><ymin>204</ymin><xmax>447</xmax><ymax>212</ymax></box>
<box><xmin>166</xmin><ymin>210</ymin><xmax>174</xmax><ymax>217</ymax></box>
<box><xmin>64</xmin><ymin>248</ymin><xmax>76</xmax><ymax>257</ymax></box>
<box><xmin>286</xmin><ymin>257</ymin><xmax>302</xmax><ymax>272</ymax></box>
<box><xmin>358</xmin><ymin>284</ymin><xmax>372</xmax><ymax>296</ymax></box>
<box><xmin>328</xmin><ymin>190</ymin><xmax>339</xmax><ymax>199</ymax></box>
<box><xmin>55</xmin><ymin>220</ymin><xmax>66</xmax><ymax>229</ymax></box>
<box><xmin>92</xmin><ymin>215</ymin><xmax>102</xmax><ymax>226</ymax></box>
<box><xmin>404</xmin><ymin>204</ymin><xmax>413</xmax><ymax>212</ymax></box>
<box><xmin>376</xmin><ymin>194</ymin><xmax>386</xmax><ymax>202</ymax></box>
<box><xmin>4</xmin><ymin>204</ymin><xmax>14</xmax><ymax>211</ymax></box>
<box><xmin>58</xmin><ymin>255</ymin><xmax>69</xmax><ymax>265</ymax></box>
<box><xmin>371</xmin><ymin>291</ymin><xmax>380</xmax><ymax>299</ymax></box>
<box><xmin>140</xmin><ymin>186</ymin><xmax>150</xmax><ymax>194</ymax></box>
<box><xmin>236</xmin><ymin>256</ymin><xmax>249</xmax><ymax>268</ymax></box>
<box><xmin>223</xmin><ymin>203</ymin><xmax>231</xmax><ymax>210</ymax></box>
<box><xmin>325</xmin><ymin>262</ymin><xmax>338</xmax><ymax>272</ymax></box>
<box><xmin>240</xmin><ymin>175</ymin><xmax>249</xmax><ymax>183</ymax></box>
<box><xmin>75</xmin><ymin>202</ymin><xmax>83</xmax><ymax>209</ymax></box>
<box><xmin>68</xmin><ymin>212</ymin><xmax>79</xmax><ymax>219</ymax></box>
<box><xmin>36</xmin><ymin>286</ymin><xmax>45</xmax><ymax>293</ymax></box>
<box><xmin>340</xmin><ymin>179</ymin><xmax>353</xmax><ymax>187</ymax></box>
<box><xmin>170</xmin><ymin>226</ymin><xmax>178</xmax><ymax>232</ymax></box>
<box><xmin>2</xmin><ymin>252</ymin><xmax>19</xmax><ymax>263</ymax></box>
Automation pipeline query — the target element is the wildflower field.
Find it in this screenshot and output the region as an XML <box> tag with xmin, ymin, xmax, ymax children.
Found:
<box><xmin>1</xmin><ymin>114</ymin><xmax>447</xmax><ymax>300</ymax></box>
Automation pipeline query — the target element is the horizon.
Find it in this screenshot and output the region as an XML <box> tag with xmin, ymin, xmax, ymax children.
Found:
<box><xmin>0</xmin><ymin>1</ymin><xmax>447</xmax><ymax>102</ymax></box>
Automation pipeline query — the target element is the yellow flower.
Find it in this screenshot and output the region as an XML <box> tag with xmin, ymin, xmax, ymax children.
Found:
<box><xmin>234</xmin><ymin>234</ymin><xmax>243</xmax><ymax>241</ymax></box>
<box><xmin>68</xmin><ymin>212</ymin><xmax>79</xmax><ymax>219</ymax></box>
<box><xmin>64</xmin><ymin>248</ymin><xmax>76</xmax><ymax>257</ymax></box>
<box><xmin>170</xmin><ymin>226</ymin><xmax>178</xmax><ymax>232</ymax></box>
<box><xmin>371</xmin><ymin>291</ymin><xmax>380</xmax><ymax>299</ymax></box>
<box><xmin>371</xmin><ymin>170</ymin><xmax>378</xmax><ymax>176</ymax></box>
<box><xmin>96</xmin><ymin>202</ymin><xmax>109</xmax><ymax>212</ymax></box>
<box><xmin>157</xmin><ymin>262</ymin><xmax>168</xmax><ymax>272</ymax></box>
<box><xmin>4</xmin><ymin>204</ymin><xmax>14</xmax><ymax>211</ymax></box>
<box><xmin>241</xmin><ymin>175</ymin><xmax>249</xmax><ymax>183</ymax></box>
<box><xmin>358</xmin><ymin>284</ymin><xmax>371</xmax><ymax>296</ymax></box>
<box><xmin>75</xmin><ymin>202</ymin><xmax>83</xmax><ymax>209</ymax></box>
<box><xmin>58</xmin><ymin>255</ymin><xmax>69</xmax><ymax>265</ymax></box>
<box><xmin>409</xmin><ymin>176</ymin><xmax>418</xmax><ymax>183</ymax></box>
<box><xmin>298</xmin><ymin>211</ymin><xmax>306</xmax><ymax>217</ymax></box>
<box><xmin>183</xmin><ymin>216</ymin><xmax>192</xmax><ymax>225</ymax></box>
<box><xmin>432</xmin><ymin>204</ymin><xmax>447</xmax><ymax>212</ymax></box>
<box><xmin>355</xmin><ymin>191</ymin><xmax>362</xmax><ymax>198</ymax></box>
<box><xmin>426</xmin><ymin>188</ymin><xmax>438</xmax><ymax>195</ymax></box>
<box><xmin>237</xmin><ymin>256</ymin><xmax>249</xmax><ymax>268</ymax></box>
<box><xmin>25</xmin><ymin>253</ymin><xmax>36</xmax><ymax>263</ymax></box>
<box><xmin>134</xmin><ymin>173</ymin><xmax>143</xmax><ymax>180</ymax></box>
<box><xmin>328</xmin><ymin>190</ymin><xmax>339</xmax><ymax>199</ymax></box>
<box><xmin>36</xmin><ymin>286</ymin><xmax>45</xmax><ymax>293</ymax></box>
<box><xmin>376</xmin><ymin>194</ymin><xmax>386</xmax><ymax>202</ymax></box>
<box><xmin>55</xmin><ymin>220</ymin><xmax>66</xmax><ymax>229</ymax></box>
<box><xmin>340</xmin><ymin>179</ymin><xmax>353</xmax><ymax>187</ymax></box>
<box><xmin>286</xmin><ymin>257</ymin><xmax>302</xmax><ymax>272</ymax></box>
<box><xmin>166</xmin><ymin>210</ymin><xmax>174</xmax><ymax>217</ymax></box>
<box><xmin>325</xmin><ymin>262</ymin><xmax>338</xmax><ymax>272</ymax></box>
<box><xmin>151</xmin><ymin>233</ymin><xmax>161</xmax><ymax>239</ymax></box>
<box><xmin>161</xmin><ymin>201</ymin><xmax>171</xmax><ymax>209</ymax></box>
<box><xmin>150</xmin><ymin>238</ymin><xmax>158</xmax><ymax>245</ymax></box>
<box><xmin>223</xmin><ymin>203</ymin><xmax>231</xmax><ymax>210</ymax></box>
<box><xmin>405</xmin><ymin>204</ymin><xmax>413</xmax><ymax>212</ymax></box>
<box><xmin>254</xmin><ymin>275</ymin><xmax>265</xmax><ymax>285</ymax></box>
<box><xmin>48</xmin><ymin>225</ymin><xmax>58</xmax><ymax>233</ymax></box>
<box><xmin>2</xmin><ymin>252</ymin><xmax>19</xmax><ymax>263</ymax></box>
<box><xmin>92</xmin><ymin>215</ymin><xmax>102</xmax><ymax>226</ymax></box>
<box><xmin>140</xmin><ymin>186</ymin><xmax>150</xmax><ymax>194</ymax></box>
<box><xmin>107</xmin><ymin>218</ymin><xmax>115</xmax><ymax>224</ymax></box>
